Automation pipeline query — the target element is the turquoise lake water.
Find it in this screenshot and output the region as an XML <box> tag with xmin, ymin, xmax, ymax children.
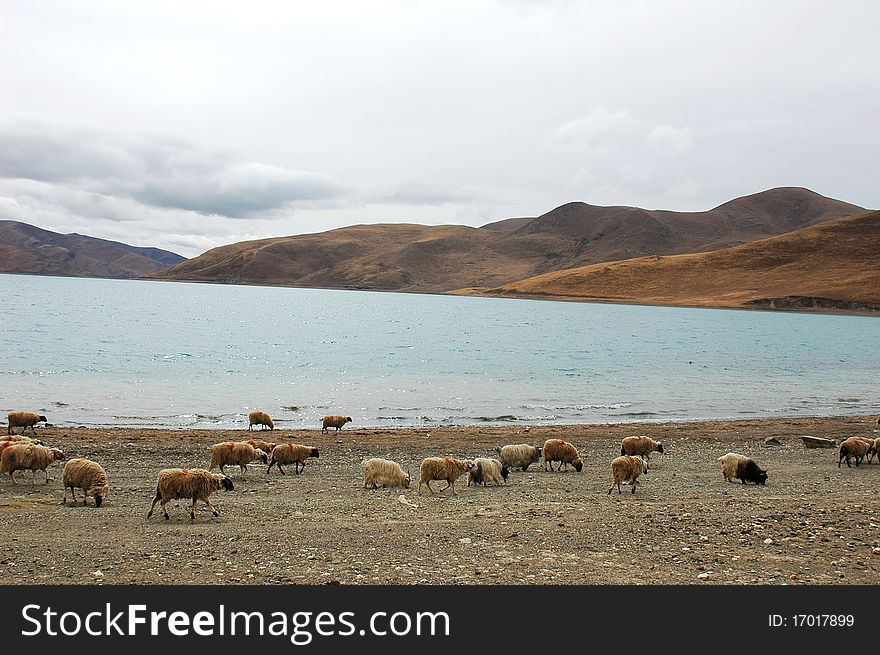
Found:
<box><xmin>1</xmin><ymin>274</ymin><xmax>877</xmax><ymax>429</ymax></box>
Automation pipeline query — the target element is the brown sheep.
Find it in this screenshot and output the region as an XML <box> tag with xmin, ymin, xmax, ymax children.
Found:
<box><xmin>417</xmin><ymin>457</ymin><xmax>475</xmax><ymax>495</ymax></box>
<box><xmin>865</xmin><ymin>437</ymin><xmax>880</xmax><ymax>464</ymax></box>
<box><xmin>267</xmin><ymin>443</ymin><xmax>320</xmax><ymax>475</ymax></box>
<box><xmin>208</xmin><ymin>441</ymin><xmax>268</xmax><ymax>476</ymax></box>
<box><xmin>246</xmin><ymin>438</ymin><xmax>277</xmax><ymax>455</ymax></box>
<box><xmin>322</xmin><ymin>415</ymin><xmax>352</xmax><ymax>433</ymax></box>
<box><xmin>248</xmin><ymin>410</ymin><xmax>274</xmax><ymax>431</ymax></box>
<box><xmin>0</xmin><ymin>443</ymin><xmax>65</xmax><ymax>484</ymax></box>
<box><xmin>147</xmin><ymin>468</ymin><xmax>235</xmax><ymax>521</ymax></box>
<box><xmin>838</xmin><ymin>436</ymin><xmax>872</xmax><ymax>468</ymax></box>
<box><xmin>608</xmin><ymin>455</ymin><xmax>648</xmax><ymax>494</ymax></box>
<box><xmin>7</xmin><ymin>411</ymin><xmax>47</xmax><ymax>436</ymax></box>
<box><xmin>543</xmin><ymin>439</ymin><xmax>583</xmax><ymax>472</ymax></box>
<box><xmin>620</xmin><ymin>435</ymin><xmax>664</xmax><ymax>460</ymax></box>
<box><xmin>62</xmin><ymin>458</ymin><xmax>109</xmax><ymax>507</ymax></box>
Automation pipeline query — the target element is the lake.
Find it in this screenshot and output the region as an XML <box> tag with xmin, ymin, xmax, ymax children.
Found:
<box><xmin>1</xmin><ymin>274</ymin><xmax>877</xmax><ymax>430</ymax></box>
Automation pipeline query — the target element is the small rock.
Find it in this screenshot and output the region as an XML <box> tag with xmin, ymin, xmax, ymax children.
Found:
<box><xmin>697</xmin><ymin>572</ymin><xmax>710</xmax><ymax>579</ymax></box>
<box><xmin>458</xmin><ymin>538</ymin><xmax>472</xmax><ymax>544</ymax></box>
<box><xmin>764</xmin><ymin>437</ymin><xmax>782</xmax><ymax>445</ymax></box>
<box><xmin>92</xmin><ymin>570</ymin><xmax>104</xmax><ymax>577</ymax></box>
<box><xmin>764</xmin><ymin>538</ymin><xmax>774</xmax><ymax>545</ymax></box>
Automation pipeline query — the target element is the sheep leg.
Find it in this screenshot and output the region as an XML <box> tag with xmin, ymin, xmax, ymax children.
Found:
<box><xmin>424</xmin><ymin>480</ymin><xmax>435</xmax><ymax>494</ymax></box>
<box><xmin>278</xmin><ymin>463</ymin><xmax>286</xmax><ymax>474</ymax></box>
<box><xmin>62</xmin><ymin>486</ymin><xmax>70</xmax><ymax>504</ymax></box>
<box><xmin>190</xmin><ymin>498</ymin><xmax>197</xmax><ymax>521</ymax></box>
<box><xmin>147</xmin><ymin>495</ymin><xmax>161</xmax><ymax>519</ymax></box>
<box><xmin>203</xmin><ymin>497</ymin><xmax>219</xmax><ymax>517</ymax></box>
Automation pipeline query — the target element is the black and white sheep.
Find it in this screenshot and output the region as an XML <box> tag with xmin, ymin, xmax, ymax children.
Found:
<box><xmin>147</xmin><ymin>468</ymin><xmax>235</xmax><ymax>521</ymax></box>
<box><xmin>496</xmin><ymin>444</ymin><xmax>543</xmax><ymax>471</ymax></box>
<box><xmin>267</xmin><ymin>443</ymin><xmax>320</xmax><ymax>475</ymax></box>
<box><xmin>6</xmin><ymin>411</ymin><xmax>47</xmax><ymax>436</ymax></box>
<box><xmin>62</xmin><ymin>457</ymin><xmax>109</xmax><ymax>507</ymax></box>
<box><xmin>208</xmin><ymin>441</ymin><xmax>268</xmax><ymax>476</ymax></box>
<box><xmin>0</xmin><ymin>443</ymin><xmax>65</xmax><ymax>484</ymax></box>
<box><xmin>417</xmin><ymin>457</ymin><xmax>475</xmax><ymax>495</ymax></box>
<box><xmin>362</xmin><ymin>458</ymin><xmax>411</xmax><ymax>489</ymax></box>
<box><xmin>467</xmin><ymin>457</ymin><xmax>509</xmax><ymax>487</ymax></box>
<box><xmin>608</xmin><ymin>455</ymin><xmax>648</xmax><ymax>494</ymax></box>
<box><xmin>543</xmin><ymin>439</ymin><xmax>583</xmax><ymax>472</ymax></box>
<box><xmin>718</xmin><ymin>452</ymin><xmax>768</xmax><ymax>485</ymax></box>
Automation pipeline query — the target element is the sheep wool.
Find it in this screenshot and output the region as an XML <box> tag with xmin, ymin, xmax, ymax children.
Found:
<box><xmin>62</xmin><ymin>458</ymin><xmax>109</xmax><ymax>507</ymax></box>
<box><xmin>322</xmin><ymin>416</ymin><xmax>352</xmax><ymax>433</ymax></box>
<box><xmin>147</xmin><ymin>468</ymin><xmax>235</xmax><ymax>521</ymax></box>
<box><xmin>467</xmin><ymin>457</ymin><xmax>509</xmax><ymax>487</ymax></box>
<box><xmin>543</xmin><ymin>439</ymin><xmax>583</xmax><ymax>472</ymax></box>
<box><xmin>362</xmin><ymin>458</ymin><xmax>411</xmax><ymax>489</ymax></box>
<box><xmin>267</xmin><ymin>443</ymin><xmax>320</xmax><ymax>475</ymax></box>
<box><xmin>0</xmin><ymin>443</ymin><xmax>65</xmax><ymax>484</ymax></box>
<box><xmin>608</xmin><ymin>455</ymin><xmax>648</xmax><ymax>495</ymax></box>
<box><xmin>718</xmin><ymin>452</ymin><xmax>768</xmax><ymax>485</ymax></box>
<box><xmin>208</xmin><ymin>441</ymin><xmax>268</xmax><ymax>476</ymax></box>
<box><xmin>417</xmin><ymin>457</ymin><xmax>475</xmax><ymax>495</ymax></box>
<box><xmin>620</xmin><ymin>435</ymin><xmax>665</xmax><ymax>460</ymax></box>
<box><xmin>7</xmin><ymin>411</ymin><xmax>47</xmax><ymax>436</ymax></box>
<box><xmin>248</xmin><ymin>411</ymin><xmax>274</xmax><ymax>431</ymax></box>
<box><xmin>246</xmin><ymin>439</ymin><xmax>277</xmax><ymax>456</ymax></box>
<box><xmin>496</xmin><ymin>444</ymin><xmax>543</xmax><ymax>471</ymax></box>
<box><xmin>838</xmin><ymin>437</ymin><xmax>872</xmax><ymax>468</ymax></box>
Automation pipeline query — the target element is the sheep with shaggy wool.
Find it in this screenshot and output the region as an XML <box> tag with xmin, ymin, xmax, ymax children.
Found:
<box><xmin>496</xmin><ymin>444</ymin><xmax>543</xmax><ymax>471</ymax></box>
<box><xmin>543</xmin><ymin>439</ymin><xmax>583</xmax><ymax>472</ymax></box>
<box><xmin>248</xmin><ymin>410</ymin><xmax>274</xmax><ymax>431</ymax></box>
<box><xmin>718</xmin><ymin>452</ymin><xmax>768</xmax><ymax>484</ymax></box>
<box><xmin>208</xmin><ymin>441</ymin><xmax>268</xmax><ymax>477</ymax></box>
<box><xmin>62</xmin><ymin>457</ymin><xmax>109</xmax><ymax>507</ymax></box>
<box><xmin>418</xmin><ymin>457</ymin><xmax>475</xmax><ymax>495</ymax></box>
<box><xmin>267</xmin><ymin>443</ymin><xmax>320</xmax><ymax>475</ymax></box>
<box><xmin>467</xmin><ymin>457</ymin><xmax>509</xmax><ymax>487</ymax></box>
<box><xmin>7</xmin><ymin>411</ymin><xmax>47</xmax><ymax>436</ymax></box>
<box><xmin>147</xmin><ymin>468</ymin><xmax>234</xmax><ymax>521</ymax></box>
<box><xmin>838</xmin><ymin>436</ymin><xmax>872</xmax><ymax>468</ymax></box>
<box><xmin>0</xmin><ymin>443</ymin><xmax>65</xmax><ymax>484</ymax></box>
<box><xmin>246</xmin><ymin>438</ymin><xmax>276</xmax><ymax>456</ymax></box>
<box><xmin>608</xmin><ymin>455</ymin><xmax>648</xmax><ymax>494</ymax></box>
<box><xmin>865</xmin><ymin>437</ymin><xmax>880</xmax><ymax>464</ymax></box>
<box><xmin>620</xmin><ymin>435</ymin><xmax>664</xmax><ymax>460</ymax></box>
<box><xmin>322</xmin><ymin>415</ymin><xmax>352</xmax><ymax>433</ymax></box>
<box><xmin>362</xmin><ymin>458</ymin><xmax>411</xmax><ymax>489</ymax></box>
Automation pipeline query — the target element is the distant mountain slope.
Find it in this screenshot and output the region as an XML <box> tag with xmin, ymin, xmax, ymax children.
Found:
<box><xmin>465</xmin><ymin>210</ymin><xmax>880</xmax><ymax>311</ymax></box>
<box><xmin>151</xmin><ymin>187</ymin><xmax>864</xmax><ymax>292</ymax></box>
<box><xmin>0</xmin><ymin>221</ymin><xmax>186</xmax><ymax>279</ymax></box>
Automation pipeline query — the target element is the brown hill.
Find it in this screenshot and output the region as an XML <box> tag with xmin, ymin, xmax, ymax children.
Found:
<box><xmin>464</xmin><ymin>210</ymin><xmax>880</xmax><ymax>312</ymax></box>
<box><xmin>0</xmin><ymin>220</ymin><xmax>186</xmax><ymax>279</ymax></box>
<box><xmin>151</xmin><ymin>187</ymin><xmax>864</xmax><ymax>292</ymax></box>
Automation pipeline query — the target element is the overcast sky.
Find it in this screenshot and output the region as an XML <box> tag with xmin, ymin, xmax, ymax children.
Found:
<box><xmin>1</xmin><ymin>0</ymin><xmax>878</xmax><ymax>258</ymax></box>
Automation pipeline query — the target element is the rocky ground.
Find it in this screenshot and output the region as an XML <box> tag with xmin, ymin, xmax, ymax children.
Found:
<box><xmin>1</xmin><ymin>415</ymin><xmax>878</xmax><ymax>585</ymax></box>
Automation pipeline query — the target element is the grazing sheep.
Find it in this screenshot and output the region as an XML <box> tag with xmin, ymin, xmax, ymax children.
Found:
<box><xmin>7</xmin><ymin>411</ymin><xmax>47</xmax><ymax>436</ymax></box>
<box><xmin>246</xmin><ymin>438</ymin><xmax>277</xmax><ymax>455</ymax></box>
<box><xmin>208</xmin><ymin>441</ymin><xmax>268</xmax><ymax>477</ymax></box>
<box><xmin>837</xmin><ymin>436</ymin><xmax>872</xmax><ymax>468</ymax></box>
<box><xmin>267</xmin><ymin>443</ymin><xmax>320</xmax><ymax>475</ymax></box>
<box><xmin>418</xmin><ymin>457</ymin><xmax>475</xmax><ymax>495</ymax></box>
<box><xmin>496</xmin><ymin>444</ymin><xmax>543</xmax><ymax>471</ymax></box>
<box><xmin>147</xmin><ymin>468</ymin><xmax>234</xmax><ymax>521</ymax></box>
<box><xmin>62</xmin><ymin>458</ymin><xmax>109</xmax><ymax>507</ymax></box>
<box><xmin>248</xmin><ymin>410</ymin><xmax>274</xmax><ymax>431</ymax></box>
<box><xmin>322</xmin><ymin>415</ymin><xmax>352</xmax><ymax>433</ymax></box>
<box><xmin>543</xmin><ymin>439</ymin><xmax>583</xmax><ymax>472</ymax></box>
<box><xmin>608</xmin><ymin>455</ymin><xmax>649</xmax><ymax>494</ymax></box>
<box><xmin>362</xmin><ymin>458</ymin><xmax>411</xmax><ymax>489</ymax></box>
<box><xmin>0</xmin><ymin>443</ymin><xmax>65</xmax><ymax>484</ymax></box>
<box><xmin>718</xmin><ymin>452</ymin><xmax>768</xmax><ymax>485</ymax></box>
<box><xmin>467</xmin><ymin>457</ymin><xmax>510</xmax><ymax>487</ymax></box>
<box><xmin>620</xmin><ymin>435</ymin><xmax>665</xmax><ymax>460</ymax></box>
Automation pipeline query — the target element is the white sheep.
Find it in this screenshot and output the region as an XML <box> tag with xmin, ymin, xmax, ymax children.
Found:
<box><xmin>467</xmin><ymin>457</ymin><xmax>509</xmax><ymax>487</ymax></box>
<box><xmin>418</xmin><ymin>457</ymin><xmax>475</xmax><ymax>495</ymax></box>
<box><xmin>62</xmin><ymin>458</ymin><xmax>109</xmax><ymax>507</ymax></box>
<box><xmin>322</xmin><ymin>415</ymin><xmax>352</xmax><ymax>433</ymax></box>
<box><xmin>147</xmin><ymin>468</ymin><xmax>235</xmax><ymax>521</ymax></box>
<box><xmin>6</xmin><ymin>411</ymin><xmax>47</xmax><ymax>436</ymax></box>
<box><xmin>608</xmin><ymin>455</ymin><xmax>648</xmax><ymax>494</ymax></box>
<box><xmin>267</xmin><ymin>443</ymin><xmax>320</xmax><ymax>475</ymax></box>
<box><xmin>0</xmin><ymin>443</ymin><xmax>65</xmax><ymax>484</ymax></box>
<box><xmin>543</xmin><ymin>439</ymin><xmax>583</xmax><ymax>472</ymax></box>
<box><xmin>496</xmin><ymin>444</ymin><xmax>543</xmax><ymax>471</ymax></box>
<box><xmin>362</xmin><ymin>458</ymin><xmax>411</xmax><ymax>489</ymax></box>
<box><xmin>208</xmin><ymin>441</ymin><xmax>268</xmax><ymax>476</ymax></box>
<box><xmin>248</xmin><ymin>410</ymin><xmax>274</xmax><ymax>431</ymax></box>
<box><xmin>620</xmin><ymin>435</ymin><xmax>664</xmax><ymax>460</ymax></box>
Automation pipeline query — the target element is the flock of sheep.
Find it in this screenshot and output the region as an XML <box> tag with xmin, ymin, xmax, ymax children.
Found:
<box><xmin>3</xmin><ymin>409</ymin><xmax>880</xmax><ymax>521</ymax></box>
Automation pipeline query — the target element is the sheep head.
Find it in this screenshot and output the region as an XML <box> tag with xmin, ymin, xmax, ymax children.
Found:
<box><xmin>310</xmin><ymin>447</ymin><xmax>320</xmax><ymax>458</ymax></box>
<box><xmin>221</xmin><ymin>476</ymin><xmax>235</xmax><ymax>491</ymax></box>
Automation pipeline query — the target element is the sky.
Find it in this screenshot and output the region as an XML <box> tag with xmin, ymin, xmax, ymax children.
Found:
<box><xmin>1</xmin><ymin>0</ymin><xmax>878</xmax><ymax>258</ymax></box>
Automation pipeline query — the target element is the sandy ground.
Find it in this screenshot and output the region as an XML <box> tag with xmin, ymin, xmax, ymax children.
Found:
<box><xmin>1</xmin><ymin>415</ymin><xmax>878</xmax><ymax>585</ymax></box>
